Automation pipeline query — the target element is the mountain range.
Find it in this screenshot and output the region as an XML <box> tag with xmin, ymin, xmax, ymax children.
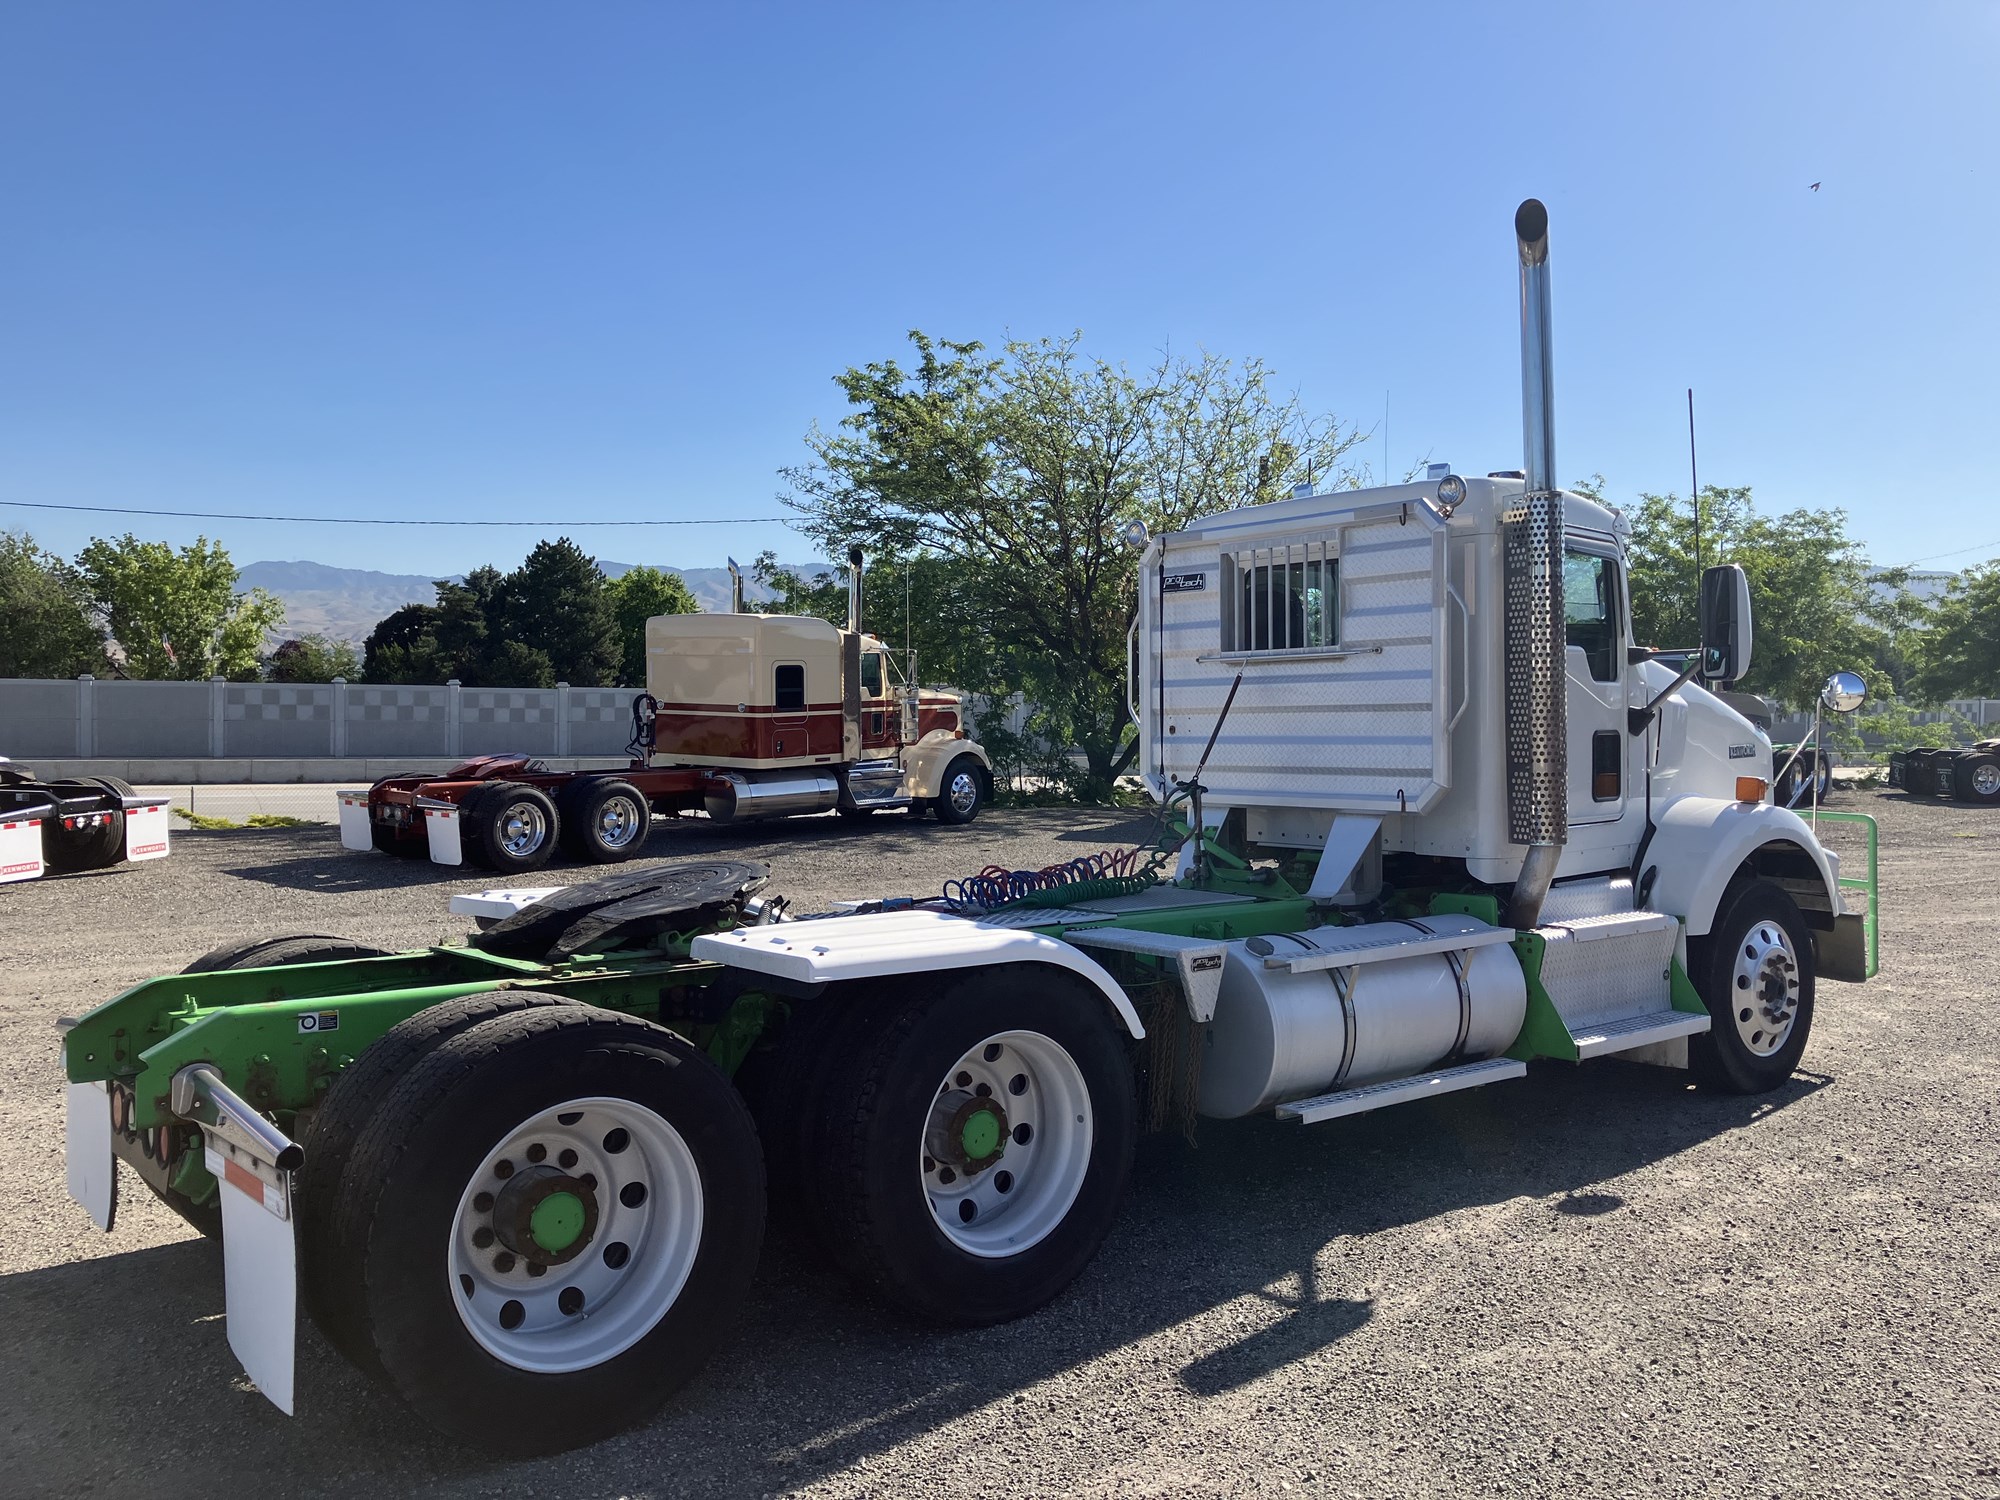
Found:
<box><xmin>237</xmin><ymin>559</ymin><xmax>831</xmax><ymax>644</ymax></box>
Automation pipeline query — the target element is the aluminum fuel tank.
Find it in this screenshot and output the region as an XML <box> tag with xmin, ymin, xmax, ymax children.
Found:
<box><xmin>1197</xmin><ymin>914</ymin><xmax>1527</xmax><ymax>1119</ymax></box>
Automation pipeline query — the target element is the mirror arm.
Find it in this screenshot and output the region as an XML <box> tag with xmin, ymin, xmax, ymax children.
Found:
<box><xmin>1627</xmin><ymin>650</ymin><xmax>1703</xmax><ymax>736</ymax></box>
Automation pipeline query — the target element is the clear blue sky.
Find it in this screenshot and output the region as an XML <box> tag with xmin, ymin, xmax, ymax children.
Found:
<box><xmin>3</xmin><ymin>2</ymin><xmax>1995</xmax><ymax>582</ymax></box>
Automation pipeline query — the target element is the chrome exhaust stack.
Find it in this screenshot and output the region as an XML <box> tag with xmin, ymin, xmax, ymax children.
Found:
<box><xmin>727</xmin><ymin>556</ymin><xmax>745</xmax><ymax>614</ymax></box>
<box><xmin>1502</xmin><ymin>198</ymin><xmax>1569</xmax><ymax>932</ymax></box>
<box><xmin>846</xmin><ymin>544</ymin><xmax>865</xmax><ymax>633</ymax></box>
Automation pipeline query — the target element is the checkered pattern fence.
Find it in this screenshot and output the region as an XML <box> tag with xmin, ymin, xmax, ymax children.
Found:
<box><xmin>0</xmin><ymin>677</ymin><xmax>646</xmax><ymax>762</ymax></box>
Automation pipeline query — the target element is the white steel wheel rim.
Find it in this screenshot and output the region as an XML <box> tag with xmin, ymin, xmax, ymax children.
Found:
<box><xmin>498</xmin><ymin>801</ymin><xmax>548</xmax><ymax>857</ymax></box>
<box><xmin>1731</xmin><ymin>921</ymin><xmax>1803</xmax><ymax>1057</ymax></box>
<box><xmin>947</xmin><ymin>770</ymin><xmax>979</xmax><ymax>815</ymax></box>
<box><xmin>449</xmin><ymin>1095</ymin><xmax>704</xmax><ymax>1374</ymax></box>
<box><xmin>919</xmin><ymin>1029</ymin><xmax>1092</xmax><ymax>1259</ymax></box>
<box><xmin>596</xmin><ymin>794</ymin><xmax>644</xmax><ymax>849</ymax></box>
<box><xmin>1974</xmin><ymin>763</ymin><xmax>2000</xmax><ymax>798</ymax></box>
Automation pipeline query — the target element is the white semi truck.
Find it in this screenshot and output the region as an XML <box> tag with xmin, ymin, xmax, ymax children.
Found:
<box><xmin>60</xmin><ymin>200</ymin><xmax>1876</xmax><ymax>1452</ymax></box>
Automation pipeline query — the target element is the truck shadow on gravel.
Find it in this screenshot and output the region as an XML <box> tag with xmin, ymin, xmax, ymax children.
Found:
<box><xmin>209</xmin><ymin>809</ymin><xmax>1164</xmax><ymax>897</ymax></box>
<box><xmin>2</xmin><ymin>1063</ymin><xmax>1827</xmax><ymax>1499</ymax></box>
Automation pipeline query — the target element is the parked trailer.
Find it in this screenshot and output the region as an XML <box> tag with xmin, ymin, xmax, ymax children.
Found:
<box><xmin>62</xmin><ymin>202</ymin><xmax>1882</xmax><ymax>1452</ymax></box>
<box><xmin>344</xmin><ymin>558</ymin><xmax>995</xmax><ymax>872</ymax></box>
<box><xmin>1888</xmin><ymin>740</ymin><xmax>2000</xmax><ymax>803</ymax></box>
<box><xmin>0</xmin><ymin>759</ymin><xmax>170</xmax><ymax>883</ymax></box>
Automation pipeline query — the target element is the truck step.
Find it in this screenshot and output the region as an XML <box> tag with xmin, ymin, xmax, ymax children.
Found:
<box><xmin>1275</xmin><ymin>1057</ymin><xmax>1527</xmax><ymax>1124</ymax></box>
<box><xmin>1569</xmin><ymin>1008</ymin><xmax>1711</xmax><ymax>1060</ymax></box>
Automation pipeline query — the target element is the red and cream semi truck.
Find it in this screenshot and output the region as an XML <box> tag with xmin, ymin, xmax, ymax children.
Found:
<box><xmin>342</xmin><ymin>557</ymin><xmax>995</xmax><ymax>873</ymax></box>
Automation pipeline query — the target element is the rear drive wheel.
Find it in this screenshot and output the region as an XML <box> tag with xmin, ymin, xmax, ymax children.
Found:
<box><xmin>932</xmin><ymin>756</ymin><xmax>987</xmax><ymax>826</ymax></box>
<box><xmin>337</xmin><ymin>1007</ymin><xmax>764</xmax><ymax>1453</ymax></box>
<box><xmin>298</xmin><ymin>991</ymin><xmax>577</xmax><ymax>1375</ymax></box>
<box><xmin>1952</xmin><ymin>752</ymin><xmax>2000</xmax><ymax>804</ymax></box>
<box><xmin>557</xmin><ymin>778</ymin><xmax>651</xmax><ymax>863</ymax></box>
<box><xmin>466</xmin><ymin>781</ymin><xmax>559</xmax><ymax>874</ymax></box>
<box><xmin>1687</xmin><ymin>880</ymin><xmax>1816</xmax><ymax>1094</ymax></box>
<box><xmin>811</xmin><ymin>968</ymin><xmax>1135</xmax><ymax>1325</ymax></box>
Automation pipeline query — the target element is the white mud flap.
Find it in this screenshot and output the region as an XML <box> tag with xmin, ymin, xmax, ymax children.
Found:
<box><xmin>337</xmin><ymin>790</ymin><xmax>373</xmax><ymax>851</ymax></box>
<box><xmin>62</xmin><ymin>1054</ymin><xmax>117</xmax><ymax>1231</ymax></box>
<box><xmin>0</xmin><ymin>814</ymin><xmax>45</xmax><ymax>883</ymax></box>
<box><xmin>205</xmin><ymin>1141</ymin><xmax>298</xmax><ymax>1415</ymax></box>
<box><xmin>122</xmin><ymin>799</ymin><xmax>172</xmax><ymax>861</ymax></box>
<box><xmin>421</xmin><ymin>798</ymin><xmax>463</xmax><ymax>866</ymax></box>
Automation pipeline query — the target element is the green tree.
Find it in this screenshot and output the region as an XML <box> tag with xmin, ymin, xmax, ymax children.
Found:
<box><xmin>782</xmin><ymin>331</ymin><xmax>1361</xmax><ymax>796</ymax></box>
<box><xmin>433</xmin><ymin>567</ymin><xmax>505</xmax><ymax>682</ymax></box>
<box><xmin>361</xmin><ymin>602</ymin><xmax>442</xmax><ymax>683</ymax></box>
<box><xmin>605</xmin><ymin>565</ymin><xmax>699</xmax><ymax>685</ymax></box>
<box><xmin>496</xmin><ymin>539</ymin><xmax>619</xmax><ymax>687</ymax></box>
<box><xmin>1910</xmin><ymin>561</ymin><xmax>2000</xmax><ymax>703</ymax></box>
<box><xmin>265</xmin><ymin>633</ymin><xmax>363</xmax><ymax>683</ymax></box>
<box><xmin>75</xmin><ymin>534</ymin><xmax>284</xmax><ymax>680</ymax></box>
<box><xmin>1617</xmin><ymin>485</ymin><xmax>1885</xmax><ymax>709</ymax></box>
<box><xmin>0</xmin><ymin>532</ymin><xmax>105</xmax><ymax>677</ymax></box>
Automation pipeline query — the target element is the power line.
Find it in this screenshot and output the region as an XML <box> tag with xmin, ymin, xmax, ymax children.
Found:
<box><xmin>0</xmin><ymin>499</ymin><xmax>790</xmax><ymax>527</ymax></box>
<box><xmin>1894</xmin><ymin>538</ymin><xmax>2000</xmax><ymax>568</ymax></box>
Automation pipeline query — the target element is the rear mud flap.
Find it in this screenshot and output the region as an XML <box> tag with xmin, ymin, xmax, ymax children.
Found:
<box><xmin>63</xmin><ymin>1063</ymin><xmax>117</xmax><ymax>1231</ymax></box>
<box><xmin>421</xmin><ymin>799</ymin><xmax>463</xmax><ymax>865</ymax></box>
<box><xmin>205</xmin><ymin>1142</ymin><xmax>298</xmax><ymax>1415</ymax></box>
<box><xmin>121</xmin><ymin>800</ymin><xmax>171</xmax><ymax>861</ymax></box>
<box><xmin>337</xmin><ymin>791</ymin><xmax>373</xmax><ymax>851</ymax></box>
<box><xmin>0</xmin><ymin>814</ymin><xmax>44</xmax><ymax>883</ymax></box>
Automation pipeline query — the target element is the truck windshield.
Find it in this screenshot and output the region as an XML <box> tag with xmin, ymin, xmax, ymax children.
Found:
<box><xmin>1563</xmin><ymin>551</ymin><xmax>1620</xmax><ymax>682</ymax></box>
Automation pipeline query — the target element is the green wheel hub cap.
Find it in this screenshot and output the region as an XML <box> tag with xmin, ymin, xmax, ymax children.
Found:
<box><xmin>960</xmin><ymin>1108</ymin><xmax>1003</xmax><ymax>1162</ymax></box>
<box><xmin>529</xmin><ymin>1189</ymin><xmax>587</xmax><ymax>1253</ymax></box>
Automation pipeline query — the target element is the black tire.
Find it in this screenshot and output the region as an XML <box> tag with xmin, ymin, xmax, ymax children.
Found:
<box><xmin>160</xmin><ymin>934</ymin><xmax>391</xmax><ymax>1236</ymax></box>
<box><xmin>181</xmin><ymin>933</ymin><xmax>390</xmax><ymax>976</ymax></box>
<box><xmin>464</xmin><ymin>781</ymin><xmax>559</xmax><ymax>874</ymax></box>
<box><xmin>337</xmin><ymin>1006</ymin><xmax>765</xmax><ymax>1453</ymax></box>
<box><xmin>1951</xmin><ymin>752</ymin><xmax>2000</xmax><ymax>805</ymax></box>
<box><xmin>556</xmin><ymin>778</ymin><xmax>651</xmax><ymax>863</ymax></box>
<box><xmin>298</xmin><ymin>991</ymin><xmax>577</xmax><ymax>1377</ymax></box>
<box><xmin>931</xmin><ymin>755</ymin><xmax>988</xmax><ymax>826</ymax></box>
<box><xmin>40</xmin><ymin>805</ymin><xmax>123</xmax><ymax>873</ymax></box>
<box><xmin>1815</xmin><ymin>753</ymin><xmax>1836</xmax><ymax>802</ymax></box>
<box><xmin>811</xmin><ymin>967</ymin><xmax>1136</xmax><ymax>1325</ymax></box>
<box><xmin>1687</xmin><ymin>880</ymin><xmax>1816</xmax><ymax>1094</ymax></box>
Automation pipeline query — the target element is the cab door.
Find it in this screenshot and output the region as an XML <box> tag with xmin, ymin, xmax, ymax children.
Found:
<box><xmin>857</xmin><ymin>650</ymin><xmax>900</xmax><ymax>757</ymax></box>
<box><xmin>1563</xmin><ymin>546</ymin><xmax>1628</xmax><ymax>826</ymax></box>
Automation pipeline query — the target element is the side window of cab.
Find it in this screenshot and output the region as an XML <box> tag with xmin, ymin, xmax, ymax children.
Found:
<box><xmin>1562</xmin><ymin>550</ymin><xmax>1621</xmax><ymax>683</ymax></box>
<box><xmin>860</xmin><ymin>653</ymin><xmax>886</xmax><ymax>697</ymax></box>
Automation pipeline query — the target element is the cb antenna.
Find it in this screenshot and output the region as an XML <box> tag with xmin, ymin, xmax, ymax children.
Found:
<box><xmin>1688</xmin><ymin>388</ymin><xmax>1701</xmax><ymax>581</ymax></box>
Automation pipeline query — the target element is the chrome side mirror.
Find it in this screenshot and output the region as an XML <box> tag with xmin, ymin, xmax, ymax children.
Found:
<box><xmin>1821</xmin><ymin>670</ymin><xmax>1866</xmax><ymax>714</ymax></box>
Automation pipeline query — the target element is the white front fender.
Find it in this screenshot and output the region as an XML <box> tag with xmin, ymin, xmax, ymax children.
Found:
<box><xmin>1640</xmin><ymin>796</ymin><xmax>1841</xmax><ymax>937</ymax></box>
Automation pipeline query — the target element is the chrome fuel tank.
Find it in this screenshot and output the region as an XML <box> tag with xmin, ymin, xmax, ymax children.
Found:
<box><xmin>1197</xmin><ymin>914</ymin><xmax>1527</xmax><ymax>1119</ymax></box>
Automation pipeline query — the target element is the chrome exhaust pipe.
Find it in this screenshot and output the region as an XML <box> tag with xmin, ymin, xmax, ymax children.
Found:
<box><xmin>727</xmin><ymin>556</ymin><xmax>745</xmax><ymax>614</ymax></box>
<box><xmin>1502</xmin><ymin>198</ymin><xmax>1568</xmax><ymax>932</ymax></box>
<box><xmin>847</xmin><ymin>544</ymin><xmax>864</xmax><ymax>634</ymax></box>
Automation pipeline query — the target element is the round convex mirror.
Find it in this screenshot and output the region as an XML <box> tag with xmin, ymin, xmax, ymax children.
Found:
<box><xmin>1821</xmin><ymin>670</ymin><xmax>1867</xmax><ymax>714</ymax></box>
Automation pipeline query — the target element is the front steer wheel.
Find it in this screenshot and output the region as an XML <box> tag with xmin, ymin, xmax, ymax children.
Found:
<box><xmin>809</xmin><ymin>967</ymin><xmax>1136</xmax><ymax>1325</ymax></box>
<box><xmin>931</xmin><ymin>755</ymin><xmax>988</xmax><ymax>825</ymax></box>
<box><xmin>1686</xmin><ymin>879</ymin><xmax>1816</xmax><ymax>1094</ymax></box>
<box><xmin>333</xmin><ymin>1006</ymin><xmax>765</xmax><ymax>1454</ymax></box>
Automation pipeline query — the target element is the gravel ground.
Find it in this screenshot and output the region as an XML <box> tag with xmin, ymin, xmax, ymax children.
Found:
<box><xmin>1</xmin><ymin>794</ymin><xmax>1995</xmax><ymax>1499</ymax></box>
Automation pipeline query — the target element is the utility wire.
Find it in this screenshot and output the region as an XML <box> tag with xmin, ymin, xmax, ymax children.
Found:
<box><xmin>1892</xmin><ymin>538</ymin><xmax>2000</xmax><ymax>568</ymax></box>
<box><xmin>0</xmin><ymin>498</ymin><xmax>789</xmax><ymax>527</ymax></box>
